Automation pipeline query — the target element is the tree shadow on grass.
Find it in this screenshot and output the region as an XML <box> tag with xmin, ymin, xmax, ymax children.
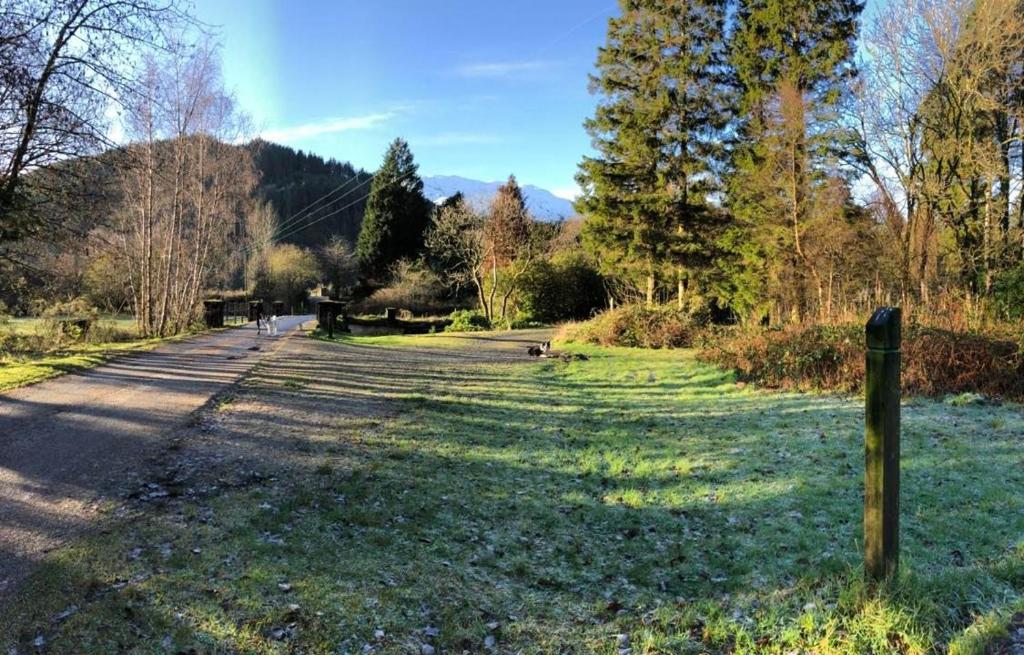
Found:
<box><xmin>3</xmin><ymin>334</ymin><xmax>1024</xmax><ymax>652</ymax></box>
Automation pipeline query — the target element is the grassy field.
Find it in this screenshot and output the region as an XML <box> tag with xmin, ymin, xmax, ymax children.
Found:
<box><xmin>3</xmin><ymin>315</ymin><xmax>138</xmax><ymax>336</ymax></box>
<box><xmin>2</xmin><ymin>334</ymin><xmax>1023</xmax><ymax>653</ymax></box>
<box><xmin>0</xmin><ymin>316</ymin><xmax>183</xmax><ymax>391</ymax></box>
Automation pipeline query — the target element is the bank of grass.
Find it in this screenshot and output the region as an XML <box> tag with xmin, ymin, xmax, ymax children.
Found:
<box><xmin>0</xmin><ymin>318</ymin><xmax>205</xmax><ymax>391</ymax></box>
<box><xmin>3</xmin><ymin>315</ymin><xmax>138</xmax><ymax>336</ymax></box>
<box><xmin>2</xmin><ymin>338</ymin><xmax>1024</xmax><ymax>653</ymax></box>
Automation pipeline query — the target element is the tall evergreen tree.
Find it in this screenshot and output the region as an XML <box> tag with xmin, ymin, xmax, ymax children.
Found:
<box><xmin>726</xmin><ymin>0</ymin><xmax>863</xmax><ymax>322</ymax></box>
<box><xmin>576</xmin><ymin>0</ymin><xmax>731</xmax><ymax>306</ymax></box>
<box><xmin>355</xmin><ymin>138</ymin><xmax>431</xmax><ymax>281</ymax></box>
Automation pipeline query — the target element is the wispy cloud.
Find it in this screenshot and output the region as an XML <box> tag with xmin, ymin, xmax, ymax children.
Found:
<box><xmin>414</xmin><ymin>132</ymin><xmax>502</xmax><ymax>147</ymax></box>
<box><xmin>260</xmin><ymin>112</ymin><xmax>396</xmax><ymax>143</ymax></box>
<box><xmin>453</xmin><ymin>60</ymin><xmax>556</xmax><ymax>79</ymax></box>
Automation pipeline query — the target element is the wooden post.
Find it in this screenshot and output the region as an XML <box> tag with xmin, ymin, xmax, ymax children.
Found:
<box><xmin>865</xmin><ymin>307</ymin><xmax>901</xmax><ymax>581</ymax></box>
<box><xmin>203</xmin><ymin>300</ymin><xmax>225</xmax><ymax>329</ymax></box>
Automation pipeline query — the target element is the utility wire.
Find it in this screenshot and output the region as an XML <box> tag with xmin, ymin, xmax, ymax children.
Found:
<box><xmin>249</xmin><ymin>169</ymin><xmax>416</xmax><ymax>253</ymax></box>
<box><xmin>255</xmin><ymin>172</ymin><xmax>368</xmax><ymax>250</ymax></box>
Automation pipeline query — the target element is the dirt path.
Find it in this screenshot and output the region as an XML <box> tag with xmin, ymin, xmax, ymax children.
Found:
<box><xmin>152</xmin><ymin>325</ymin><xmax>556</xmax><ymax>487</ymax></box>
<box><xmin>0</xmin><ymin>316</ymin><xmax>309</xmax><ymax>602</ymax></box>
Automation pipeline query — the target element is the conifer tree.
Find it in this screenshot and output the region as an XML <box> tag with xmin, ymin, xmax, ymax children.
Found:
<box><xmin>486</xmin><ymin>175</ymin><xmax>539</xmax><ymax>320</ymax></box>
<box><xmin>355</xmin><ymin>138</ymin><xmax>431</xmax><ymax>281</ymax></box>
<box><xmin>726</xmin><ymin>0</ymin><xmax>863</xmax><ymax>321</ymax></box>
<box><xmin>576</xmin><ymin>0</ymin><xmax>731</xmax><ymax>307</ymax></box>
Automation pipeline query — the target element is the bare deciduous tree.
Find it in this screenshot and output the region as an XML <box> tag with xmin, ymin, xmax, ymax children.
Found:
<box><xmin>118</xmin><ymin>40</ymin><xmax>256</xmax><ymax>337</ymax></box>
<box><xmin>850</xmin><ymin>0</ymin><xmax>1024</xmax><ymax>300</ymax></box>
<box><xmin>426</xmin><ymin>198</ymin><xmax>492</xmax><ymax>318</ymax></box>
<box><xmin>0</xmin><ymin>0</ymin><xmax>188</xmax><ymax>242</ymax></box>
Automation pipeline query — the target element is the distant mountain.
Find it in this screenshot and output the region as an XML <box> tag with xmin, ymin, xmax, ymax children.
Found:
<box><xmin>422</xmin><ymin>175</ymin><xmax>576</xmax><ymax>222</ymax></box>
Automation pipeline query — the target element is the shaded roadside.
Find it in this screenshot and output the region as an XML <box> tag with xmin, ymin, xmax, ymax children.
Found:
<box><xmin>0</xmin><ymin>316</ymin><xmax>309</xmax><ymax>603</ymax></box>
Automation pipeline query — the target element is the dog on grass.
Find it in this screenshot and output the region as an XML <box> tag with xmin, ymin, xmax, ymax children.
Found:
<box><xmin>527</xmin><ymin>341</ymin><xmax>551</xmax><ymax>357</ymax></box>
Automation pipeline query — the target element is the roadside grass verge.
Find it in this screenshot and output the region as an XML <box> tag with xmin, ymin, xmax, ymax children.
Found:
<box><xmin>0</xmin><ymin>338</ymin><xmax>173</xmax><ymax>391</ymax></box>
<box><xmin>2</xmin><ymin>339</ymin><xmax>1023</xmax><ymax>653</ymax></box>
<box><xmin>0</xmin><ymin>322</ymin><xmax>218</xmax><ymax>392</ymax></box>
<box><xmin>3</xmin><ymin>315</ymin><xmax>138</xmax><ymax>336</ymax></box>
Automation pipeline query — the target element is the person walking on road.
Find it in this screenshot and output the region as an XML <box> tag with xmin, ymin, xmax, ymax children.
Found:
<box><xmin>255</xmin><ymin>304</ymin><xmax>266</xmax><ymax>335</ymax></box>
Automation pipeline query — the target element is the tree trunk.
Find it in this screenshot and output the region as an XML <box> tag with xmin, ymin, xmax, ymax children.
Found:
<box><xmin>645</xmin><ymin>268</ymin><xmax>655</xmax><ymax>307</ymax></box>
<box><xmin>487</xmin><ymin>255</ymin><xmax>498</xmax><ymax>322</ymax></box>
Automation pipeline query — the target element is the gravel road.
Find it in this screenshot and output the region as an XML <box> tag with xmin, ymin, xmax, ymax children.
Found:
<box><xmin>0</xmin><ymin>316</ymin><xmax>309</xmax><ymax>602</ymax></box>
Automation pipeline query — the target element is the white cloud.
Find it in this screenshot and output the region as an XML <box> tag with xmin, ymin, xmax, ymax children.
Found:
<box><xmin>414</xmin><ymin>132</ymin><xmax>502</xmax><ymax>146</ymax></box>
<box><xmin>260</xmin><ymin>112</ymin><xmax>395</xmax><ymax>143</ymax></box>
<box><xmin>550</xmin><ymin>185</ymin><xmax>581</xmax><ymax>201</ymax></box>
<box><xmin>453</xmin><ymin>60</ymin><xmax>555</xmax><ymax>79</ymax></box>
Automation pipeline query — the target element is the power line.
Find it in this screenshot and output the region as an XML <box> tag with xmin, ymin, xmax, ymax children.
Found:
<box><xmin>243</xmin><ymin>173</ymin><xmax>370</xmax><ymax>256</ymax></box>
<box><xmin>249</xmin><ymin>169</ymin><xmax>416</xmax><ymax>253</ymax></box>
<box><xmin>271</xmin><ymin>170</ymin><xmax>415</xmax><ymax>246</ymax></box>
<box><xmin>260</xmin><ymin>172</ymin><xmax>368</xmax><ymax>247</ymax></box>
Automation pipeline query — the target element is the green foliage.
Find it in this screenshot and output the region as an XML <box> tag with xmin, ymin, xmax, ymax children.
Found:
<box><xmin>253</xmin><ymin>244</ymin><xmax>321</xmax><ymax>312</ymax></box>
<box><xmin>730</xmin><ymin>0</ymin><xmax>861</xmax><ymax>113</ymax></box>
<box><xmin>351</xmin><ymin>259</ymin><xmax>450</xmax><ymax>317</ymax></box>
<box><xmin>992</xmin><ymin>264</ymin><xmax>1024</xmax><ymax>320</ymax></box>
<box><xmin>355</xmin><ymin>139</ymin><xmax>432</xmax><ymax>282</ymax></box>
<box><xmin>519</xmin><ymin>252</ymin><xmax>605</xmax><ymax>323</ymax></box>
<box><xmin>83</xmin><ymin>250</ymin><xmax>131</xmax><ymax>313</ymax></box>
<box><xmin>576</xmin><ymin>0</ymin><xmax>730</xmax><ymax>302</ymax></box>
<box><xmin>444</xmin><ymin>309</ymin><xmax>490</xmax><ymax>332</ymax></box>
<box><xmin>39</xmin><ymin>297</ymin><xmax>100</xmax><ymax>344</ymax></box>
<box><xmin>558</xmin><ymin>304</ymin><xmax>698</xmax><ymax>349</ymax></box>
<box><xmin>249</xmin><ymin>140</ymin><xmax>372</xmax><ymax>249</ymax></box>
<box><xmin>725</xmin><ymin>0</ymin><xmax>863</xmax><ymax>322</ymax></box>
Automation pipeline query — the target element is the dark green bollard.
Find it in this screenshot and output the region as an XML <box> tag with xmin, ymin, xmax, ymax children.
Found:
<box><xmin>865</xmin><ymin>307</ymin><xmax>901</xmax><ymax>581</ymax></box>
<box><xmin>203</xmin><ymin>300</ymin><xmax>225</xmax><ymax>329</ymax></box>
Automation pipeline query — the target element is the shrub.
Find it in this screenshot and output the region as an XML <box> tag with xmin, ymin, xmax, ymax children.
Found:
<box><xmin>993</xmin><ymin>265</ymin><xmax>1024</xmax><ymax>320</ymax></box>
<box><xmin>350</xmin><ymin>259</ymin><xmax>452</xmax><ymax>317</ymax></box>
<box><xmin>699</xmin><ymin>323</ymin><xmax>1024</xmax><ymax>401</ymax></box>
<box><xmin>253</xmin><ymin>243</ymin><xmax>321</xmax><ymax>312</ymax></box>
<box><xmin>445</xmin><ymin>309</ymin><xmax>491</xmax><ymax>332</ymax></box>
<box><xmin>700</xmin><ymin>324</ymin><xmax>863</xmax><ymax>392</ymax></box>
<box><xmin>519</xmin><ymin>253</ymin><xmax>605</xmax><ymax>323</ymax></box>
<box><xmin>557</xmin><ymin>305</ymin><xmax>697</xmax><ymax>349</ymax></box>
<box><xmin>40</xmin><ymin>298</ymin><xmax>100</xmax><ymax>344</ymax></box>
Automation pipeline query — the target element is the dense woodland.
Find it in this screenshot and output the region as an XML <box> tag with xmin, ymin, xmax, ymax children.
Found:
<box><xmin>578</xmin><ymin>0</ymin><xmax>1024</xmax><ymax>326</ymax></box>
<box><xmin>1</xmin><ymin>0</ymin><xmax>1023</xmax><ymax>338</ymax></box>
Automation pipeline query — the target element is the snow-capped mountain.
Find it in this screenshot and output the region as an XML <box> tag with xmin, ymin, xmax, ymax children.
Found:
<box><xmin>422</xmin><ymin>175</ymin><xmax>576</xmax><ymax>222</ymax></box>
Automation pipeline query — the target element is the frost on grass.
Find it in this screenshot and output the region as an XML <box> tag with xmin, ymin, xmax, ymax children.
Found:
<box><xmin>2</xmin><ymin>337</ymin><xmax>1023</xmax><ymax>654</ymax></box>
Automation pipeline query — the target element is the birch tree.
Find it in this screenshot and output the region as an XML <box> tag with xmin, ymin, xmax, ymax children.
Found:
<box><xmin>118</xmin><ymin>41</ymin><xmax>255</xmax><ymax>337</ymax></box>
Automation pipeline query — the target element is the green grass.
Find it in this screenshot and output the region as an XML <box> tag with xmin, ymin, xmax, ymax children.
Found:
<box><xmin>0</xmin><ymin>339</ymin><xmax>178</xmax><ymax>391</ymax></box>
<box><xmin>4</xmin><ymin>315</ymin><xmax>138</xmax><ymax>336</ymax></box>
<box><xmin>0</xmin><ymin>317</ymin><xmax>195</xmax><ymax>391</ymax></box>
<box><xmin>310</xmin><ymin>326</ymin><xmax>536</xmax><ymax>349</ymax></box>
<box><xmin>2</xmin><ymin>339</ymin><xmax>1024</xmax><ymax>653</ymax></box>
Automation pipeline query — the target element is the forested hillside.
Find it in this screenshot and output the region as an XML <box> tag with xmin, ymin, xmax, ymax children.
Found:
<box><xmin>248</xmin><ymin>140</ymin><xmax>372</xmax><ymax>249</ymax></box>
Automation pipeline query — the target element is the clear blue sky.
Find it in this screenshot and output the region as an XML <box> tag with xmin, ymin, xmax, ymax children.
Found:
<box><xmin>194</xmin><ymin>0</ymin><xmax>885</xmax><ymax>200</ymax></box>
<box><xmin>194</xmin><ymin>0</ymin><xmax>620</xmax><ymax>200</ymax></box>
